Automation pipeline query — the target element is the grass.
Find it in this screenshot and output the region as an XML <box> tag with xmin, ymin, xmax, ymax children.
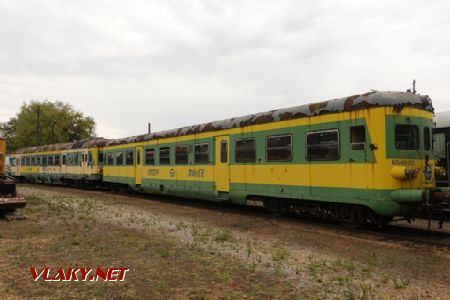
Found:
<box><xmin>0</xmin><ymin>186</ymin><xmax>295</xmax><ymax>299</ymax></box>
<box><xmin>2</xmin><ymin>185</ymin><xmax>449</xmax><ymax>299</ymax></box>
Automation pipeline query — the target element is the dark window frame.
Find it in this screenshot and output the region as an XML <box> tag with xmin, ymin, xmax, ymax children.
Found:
<box><xmin>235</xmin><ymin>138</ymin><xmax>256</xmax><ymax>163</ymax></box>
<box><xmin>220</xmin><ymin>140</ymin><xmax>228</xmax><ymax>163</ymax></box>
<box><xmin>106</xmin><ymin>152</ymin><xmax>114</xmax><ymax>165</ymax></box>
<box><xmin>395</xmin><ymin>125</ymin><xmax>419</xmax><ymax>150</ymax></box>
<box><xmin>98</xmin><ymin>152</ymin><xmax>104</xmax><ymax>165</ymax></box>
<box><xmin>424</xmin><ymin>127</ymin><xmax>431</xmax><ymax>151</ymax></box>
<box><xmin>116</xmin><ymin>151</ymin><xmax>124</xmax><ymax>166</ymax></box>
<box><xmin>194</xmin><ymin>143</ymin><xmax>210</xmax><ymax>164</ymax></box>
<box><xmin>175</xmin><ymin>145</ymin><xmax>189</xmax><ymax>165</ymax></box>
<box><xmin>266</xmin><ymin>134</ymin><xmax>293</xmax><ymax>162</ymax></box>
<box><xmin>125</xmin><ymin>150</ymin><xmax>134</xmax><ymax>165</ymax></box>
<box><xmin>145</xmin><ymin>148</ymin><xmax>155</xmax><ymax>165</ymax></box>
<box><xmin>306</xmin><ymin>129</ymin><xmax>340</xmax><ymax>161</ymax></box>
<box><xmin>159</xmin><ymin>147</ymin><xmax>171</xmax><ymax>165</ymax></box>
<box><xmin>350</xmin><ymin>125</ymin><xmax>366</xmax><ymax>150</ymax></box>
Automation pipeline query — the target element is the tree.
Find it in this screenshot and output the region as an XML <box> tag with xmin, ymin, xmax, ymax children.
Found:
<box><xmin>0</xmin><ymin>101</ymin><xmax>96</xmax><ymax>152</ymax></box>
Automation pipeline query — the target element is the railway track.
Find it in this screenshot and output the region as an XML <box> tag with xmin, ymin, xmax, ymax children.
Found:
<box><xmin>16</xmin><ymin>183</ymin><xmax>450</xmax><ymax>249</ymax></box>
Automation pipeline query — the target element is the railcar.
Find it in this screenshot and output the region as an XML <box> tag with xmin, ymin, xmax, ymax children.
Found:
<box><xmin>0</xmin><ymin>137</ymin><xmax>26</xmax><ymax>211</ymax></box>
<box><xmin>101</xmin><ymin>91</ymin><xmax>449</xmax><ymax>227</ymax></box>
<box><xmin>9</xmin><ymin>138</ymin><xmax>108</xmax><ymax>186</ymax></box>
<box><xmin>433</xmin><ymin>111</ymin><xmax>450</xmax><ymax>187</ymax></box>
<box><xmin>9</xmin><ymin>91</ymin><xmax>450</xmax><ymax>228</ymax></box>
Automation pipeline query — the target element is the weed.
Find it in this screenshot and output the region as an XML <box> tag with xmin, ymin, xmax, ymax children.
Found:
<box><xmin>214</xmin><ymin>230</ymin><xmax>234</xmax><ymax>243</ymax></box>
<box><xmin>188</xmin><ymin>287</ymin><xmax>208</xmax><ymax>300</ymax></box>
<box><xmin>272</xmin><ymin>247</ymin><xmax>289</xmax><ymax>262</ymax></box>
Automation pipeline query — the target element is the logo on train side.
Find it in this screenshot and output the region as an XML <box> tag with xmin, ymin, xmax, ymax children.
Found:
<box><xmin>188</xmin><ymin>169</ymin><xmax>205</xmax><ymax>178</ymax></box>
<box><xmin>424</xmin><ymin>164</ymin><xmax>433</xmax><ymax>181</ymax></box>
<box><xmin>169</xmin><ymin>169</ymin><xmax>176</xmax><ymax>177</ymax></box>
<box><xmin>147</xmin><ymin>169</ymin><xmax>159</xmax><ymax>176</ymax></box>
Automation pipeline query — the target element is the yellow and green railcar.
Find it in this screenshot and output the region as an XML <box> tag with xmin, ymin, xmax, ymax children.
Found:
<box><xmin>10</xmin><ymin>139</ymin><xmax>108</xmax><ymax>186</ymax></box>
<box><xmin>102</xmin><ymin>91</ymin><xmax>450</xmax><ymax>227</ymax></box>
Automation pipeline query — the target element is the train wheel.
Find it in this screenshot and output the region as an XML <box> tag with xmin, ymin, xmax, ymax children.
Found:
<box><xmin>338</xmin><ymin>206</ymin><xmax>367</xmax><ymax>229</ymax></box>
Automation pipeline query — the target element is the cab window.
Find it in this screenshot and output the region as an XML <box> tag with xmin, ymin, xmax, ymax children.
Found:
<box><xmin>424</xmin><ymin>127</ymin><xmax>431</xmax><ymax>151</ymax></box>
<box><xmin>395</xmin><ymin>125</ymin><xmax>419</xmax><ymax>150</ymax></box>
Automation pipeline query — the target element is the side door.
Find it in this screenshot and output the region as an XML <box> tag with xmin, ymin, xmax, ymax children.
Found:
<box><xmin>135</xmin><ymin>146</ymin><xmax>143</xmax><ymax>186</ymax></box>
<box><xmin>214</xmin><ymin>136</ymin><xmax>230</xmax><ymax>194</ymax></box>
<box><xmin>61</xmin><ymin>152</ymin><xmax>67</xmax><ymax>176</ymax></box>
<box><xmin>81</xmin><ymin>151</ymin><xmax>88</xmax><ymax>175</ymax></box>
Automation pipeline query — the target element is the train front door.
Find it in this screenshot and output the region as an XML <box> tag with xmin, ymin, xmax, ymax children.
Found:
<box><xmin>135</xmin><ymin>146</ymin><xmax>143</xmax><ymax>186</ymax></box>
<box><xmin>214</xmin><ymin>136</ymin><xmax>230</xmax><ymax>196</ymax></box>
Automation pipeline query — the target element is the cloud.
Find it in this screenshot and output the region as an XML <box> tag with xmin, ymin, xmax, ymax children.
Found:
<box><xmin>1</xmin><ymin>0</ymin><xmax>450</xmax><ymax>137</ymax></box>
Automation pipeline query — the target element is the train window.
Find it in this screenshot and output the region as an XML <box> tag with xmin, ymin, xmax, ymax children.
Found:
<box><xmin>126</xmin><ymin>150</ymin><xmax>134</xmax><ymax>165</ymax></box>
<box><xmin>74</xmin><ymin>153</ymin><xmax>79</xmax><ymax>165</ymax></box>
<box><xmin>220</xmin><ymin>141</ymin><xmax>228</xmax><ymax>163</ymax></box>
<box><xmin>98</xmin><ymin>152</ymin><xmax>104</xmax><ymax>164</ymax></box>
<box><xmin>160</xmin><ymin>147</ymin><xmax>171</xmax><ymax>165</ymax></box>
<box><xmin>194</xmin><ymin>143</ymin><xmax>209</xmax><ymax>164</ymax></box>
<box><xmin>48</xmin><ymin>156</ymin><xmax>54</xmax><ymax>165</ymax></box>
<box><xmin>116</xmin><ymin>151</ymin><xmax>124</xmax><ymax>165</ymax></box>
<box><xmin>145</xmin><ymin>148</ymin><xmax>155</xmax><ymax>165</ymax></box>
<box><xmin>424</xmin><ymin>127</ymin><xmax>431</xmax><ymax>151</ymax></box>
<box><xmin>350</xmin><ymin>126</ymin><xmax>366</xmax><ymax>150</ymax></box>
<box><xmin>36</xmin><ymin>156</ymin><xmax>41</xmax><ymax>166</ymax></box>
<box><xmin>395</xmin><ymin>125</ymin><xmax>419</xmax><ymax>150</ymax></box>
<box><xmin>62</xmin><ymin>155</ymin><xmax>66</xmax><ymax>165</ymax></box>
<box><xmin>136</xmin><ymin>149</ymin><xmax>141</xmax><ymax>165</ymax></box>
<box><xmin>306</xmin><ymin>130</ymin><xmax>340</xmax><ymax>161</ymax></box>
<box><xmin>266</xmin><ymin>135</ymin><xmax>292</xmax><ymax>162</ymax></box>
<box><xmin>42</xmin><ymin>156</ymin><xmax>47</xmax><ymax>166</ymax></box>
<box><xmin>176</xmin><ymin>145</ymin><xmax>188</xmax><ymax>164</ymax></box>
<box><xmin>107</xmin><ymin>152</ymin><xmax>114</xmax><ymax>165</ymax></box>
<box><xmin>55</xmin><ymin>155</ymin><xmax>60</xmax><ymax>166</ymax></box>
<box><xmin>31</xmin><ymin>156</ymin><xmax>36</xmax><ymax>166</ymax></box>
<box><xmin>235</xmin><ymin>138</ymin><xmax>256</xmax><ymax>163</ymax></box>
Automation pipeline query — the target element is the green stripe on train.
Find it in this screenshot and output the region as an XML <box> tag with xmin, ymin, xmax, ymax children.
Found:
<box><xmin>104</xmin><ymin>175</ymin><xmax>417</xmax><ymax>216</ymax></box>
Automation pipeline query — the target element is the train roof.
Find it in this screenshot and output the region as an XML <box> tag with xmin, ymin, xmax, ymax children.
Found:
<box><xmin>11</xmin><ymin>138</ymin><xmax>109</xmax><ymax>154</ymax></box>
<box><xmin>12</xmin><ymin>90</ymin><xmax>433</xmax><ymax>153</ymax></box>
<box><xmin>107</xmin><ymin>90</ymin><xmax>433</xmax><ymax>146</ymax></box>
<box><xmin>434</xmin><ymin>111</ymin><xmax>450</xmax><ymax>129</ymax></box>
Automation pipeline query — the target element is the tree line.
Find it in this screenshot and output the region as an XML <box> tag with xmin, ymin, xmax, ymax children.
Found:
<box><xmin>0</xmin><ymin>101</ymin><xmax>96</xmax><ymax>152</ymax></box>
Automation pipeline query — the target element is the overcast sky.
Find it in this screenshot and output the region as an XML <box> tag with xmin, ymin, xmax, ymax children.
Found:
<box><xmin>1</xmin><ymin>0</ymin><xmax>449</xmax><ymax>138</ymax></box>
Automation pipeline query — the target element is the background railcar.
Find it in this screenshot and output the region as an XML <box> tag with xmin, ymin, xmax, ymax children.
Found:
<box><xmin>9</xmin><ymin>139</ymin><xmax>108</xmax><ymax>186</ymax></box>
<box><xmin>433</xmin><ymin>111</ymin><xmax>450</xmax><ymax>187</ymax></box>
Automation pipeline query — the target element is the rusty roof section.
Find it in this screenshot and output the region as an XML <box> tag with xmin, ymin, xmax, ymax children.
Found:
<box><xmin>106</xmin><ymin>91</ymin><xmax>433</xmax><ymax>146</ymax></box>
<box><xmin>11</xmin><ymin>91</ymin><xmax>433</xmax><ymax>153</ymax></box>
<box><xmin>11</xmin><ymin>138</ymin><xmax>109</xmax><ymax>154</ymax></box>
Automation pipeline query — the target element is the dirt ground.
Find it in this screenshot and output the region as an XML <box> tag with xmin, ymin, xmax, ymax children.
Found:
<box><xmin>0</xmin><ymin>185</ymin><xmax>449</xmax><ymax>299</ymax></box>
